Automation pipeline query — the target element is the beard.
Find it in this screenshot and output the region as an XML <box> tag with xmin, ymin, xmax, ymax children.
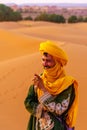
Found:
<box><xmin>44</xmin><ymin>66</ymin><xmax>51</xmax><ymax>69</ymax></box>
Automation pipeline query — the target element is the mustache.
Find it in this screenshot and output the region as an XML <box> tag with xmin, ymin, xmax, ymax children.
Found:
<box><xmin>44</xmin><ymin>66</ymin><xmax>51</xmax><ymax>69</ymax></box>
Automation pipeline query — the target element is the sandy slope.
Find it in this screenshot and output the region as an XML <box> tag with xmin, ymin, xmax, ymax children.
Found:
<box><xmin>0</xmin><ymin>53</ymin><xmax>42</xmax><ymax>130</ymax></box>
<box><xmin>9</xmin><ymin>21</ymin><xmax>87</xmax><ymax>45</ymax></box>
<box><xmin>0</xmin><ymin>21</ymin><xmax>87</xmax><ymax>130</ymax></box>
<box><xmin>0</xmin><ymin>28</ymin><xmax>43</xmax><ymax>61</ymax></box>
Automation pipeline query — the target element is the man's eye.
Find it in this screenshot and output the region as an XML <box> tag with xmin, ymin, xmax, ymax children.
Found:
<box><xmin>42</xmin><ymin>59</ymin><xmax>45</xmax><ymax>61</ymax></box>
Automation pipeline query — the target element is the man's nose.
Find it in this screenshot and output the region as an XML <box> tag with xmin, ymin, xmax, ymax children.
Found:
<box><xmin>44</xmin><ymin>61</ymin><xmax>48</xmax><ymax>66</ymax></box>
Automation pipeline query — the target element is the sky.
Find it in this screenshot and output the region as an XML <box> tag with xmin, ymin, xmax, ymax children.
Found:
<box><xmin>0</xmin><ymin>0</ymin><xmax>87</xmax><ymax>5</ymax></box>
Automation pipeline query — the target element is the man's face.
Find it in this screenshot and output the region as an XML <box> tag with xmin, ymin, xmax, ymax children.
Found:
<box><xmin>42</xmin><ymin>54</ymin><xmax>56</xmax><ymax>69</ymax></box>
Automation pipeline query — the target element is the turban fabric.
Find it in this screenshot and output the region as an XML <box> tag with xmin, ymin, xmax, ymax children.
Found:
<box><xmin>39</xmin><ymin>40</ymin><xmax>68</xmax><ymax>66</ymax></box>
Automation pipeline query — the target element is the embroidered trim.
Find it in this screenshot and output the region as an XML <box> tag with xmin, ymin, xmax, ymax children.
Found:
<box><xmin>38</xmin><ymin>112</ymin><xmax>54</xmax><ymax>130</ymax></box>
<box><xmin>39</xmin><ymin>92</ymin><xmax>52</xmax><ymax>103</ymax></box>
<box><xmin>46</xmin><ymin>94</ymin><xmax>71</xmax><ymax>115</ymax></box>
<box><xmin>35</xmin><ymin>104</ymin><xmax>43</xmax><ymax>118</ymax></box>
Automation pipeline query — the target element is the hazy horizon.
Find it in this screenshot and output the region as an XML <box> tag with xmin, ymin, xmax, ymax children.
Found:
<box><xmin>0</xmin><ymin>0</ymin><xmax>87</xmax><ymax>6</ymax></box>
<box><xmin>0</xmin><ymin>2</ymin><xmax>87</xmax><ymax>7</ymax></box>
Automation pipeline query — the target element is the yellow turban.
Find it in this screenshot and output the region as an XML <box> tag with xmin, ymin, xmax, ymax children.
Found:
<box><xmin>39</xmin><ymin>40</ymin><xmax>68</xmax><ymax>66</ymax></box>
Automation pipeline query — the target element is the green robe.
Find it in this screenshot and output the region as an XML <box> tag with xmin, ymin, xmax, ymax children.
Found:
<box><xmin>24</xmin><ymin>84</ymin><xmax>75</xmax><ymax>130</ymax></box>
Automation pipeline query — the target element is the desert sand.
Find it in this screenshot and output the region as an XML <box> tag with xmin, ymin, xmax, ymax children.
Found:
<box><xmin>0</xmin><ymin>21</ymin><xmax>87</xmax><ymax>130</ymax></box>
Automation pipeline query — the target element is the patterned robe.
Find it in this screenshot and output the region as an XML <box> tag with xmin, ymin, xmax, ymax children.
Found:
<box><xmin>24</xmin><ymin>84</ymin><xmax>75</xmax><ymax>130</ymax></box>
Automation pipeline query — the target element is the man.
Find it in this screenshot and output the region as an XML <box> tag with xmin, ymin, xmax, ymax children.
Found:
<box><xmin>24</xmin><ymin>41</ymin><xmax>78</xmax><ymax>130</ymax></box>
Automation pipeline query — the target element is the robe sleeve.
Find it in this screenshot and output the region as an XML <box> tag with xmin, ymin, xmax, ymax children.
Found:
<box><xmin>24</xmin><ymin>85</ymin><xmax>42</xmax><ymax>118</ymax></box>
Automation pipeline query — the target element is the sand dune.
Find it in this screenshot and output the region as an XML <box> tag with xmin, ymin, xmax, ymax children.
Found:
<box><xmin>0</xmin><ymin>21</ymin><xmax>87</xmax><ymax>130</ymax></box>
<box><xmin>0</xmin><ymin>28</ymin><xmax>42</xmax><ymax>61</ymax></box>
<box><xmin>0</xmin><ymin>53</ymin><xmax>42</xmax><ymax>130</ymax></box>
<box><xmin>10</xmin><ymin>24</ymin><xmax>87</xmax><ymax>47</ymax></box>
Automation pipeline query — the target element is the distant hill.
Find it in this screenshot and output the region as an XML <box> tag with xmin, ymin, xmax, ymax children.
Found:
<box><xmin>1</xmin><ymin>3</ymin><xmax>87</xmax><ymax>20</ymax></box>
<box><xmin>54</xmin><ymin>3</ymin><xmax>87</xmax><ymax>7</ymax></box>
<box><xmin>5</xmin><ymin>3</ymin><xmax>87</xmax><ymax>7</ymax></box>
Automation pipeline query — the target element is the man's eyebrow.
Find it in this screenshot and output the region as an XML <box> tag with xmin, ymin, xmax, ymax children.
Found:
<box><xmin>43</xmin><ymin>52</ymin><xmax>48</xmax><ymax>56</ymax></box>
